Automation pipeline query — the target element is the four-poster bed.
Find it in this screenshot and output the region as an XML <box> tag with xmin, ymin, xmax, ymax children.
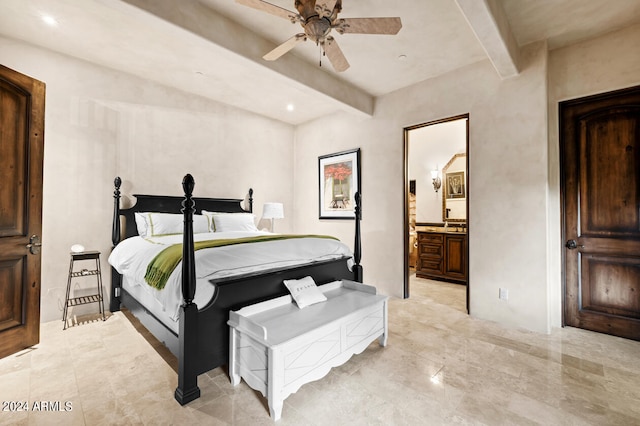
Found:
<box><xmin>109</xmin><ymin>174</ymin><xmax>362</xmax><ymax>405</ymax></box>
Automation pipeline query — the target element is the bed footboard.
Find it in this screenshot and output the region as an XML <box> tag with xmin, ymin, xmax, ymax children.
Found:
<box><xmin>192</xmin><ymin>257</ymin><xmax>354</xmax><ymax>374</ymax></box>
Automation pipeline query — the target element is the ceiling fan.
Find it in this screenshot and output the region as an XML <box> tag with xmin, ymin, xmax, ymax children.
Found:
<box><xmin>235</xmin><ymin>0</ymin><xmax>402</xmax><ymax>72</ymax></box>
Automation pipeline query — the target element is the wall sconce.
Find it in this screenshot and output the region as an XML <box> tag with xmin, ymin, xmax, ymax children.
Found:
<box><xmin>262</xmin><ymin>202</ymin><xmax>284</xmax><ymax>232</ymax></box>
<box><xmin>431</xmin><ymin>169</ymin><xmax>441</xmax><ymax>193</ymax></box>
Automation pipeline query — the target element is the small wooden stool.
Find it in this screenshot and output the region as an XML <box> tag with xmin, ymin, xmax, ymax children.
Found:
<box><xmin>62</xmin><ymin>251</ymin><xmax>105</xmax><ymax>329</ymax></box>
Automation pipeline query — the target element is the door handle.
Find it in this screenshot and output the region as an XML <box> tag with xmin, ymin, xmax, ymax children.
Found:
<box><xmin>26</xmin><ymin>235</ymin><xmax>42</xmax><ymax>254</ymax></box>
<box><xmin>565</xmin><ymin>239</ymin><xmax>584</xmax><ymax>250</ymax></box>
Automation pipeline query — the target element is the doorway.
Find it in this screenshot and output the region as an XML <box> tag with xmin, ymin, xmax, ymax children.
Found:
<box><xmin>560</xmin><ymin>86</ymin><xmax>640</xmax><ymax>341</ymax></box>
<box><xmin>403</xmin><ymin>115</ymin><xmax>469</xmax><ymax>312</ymax></box>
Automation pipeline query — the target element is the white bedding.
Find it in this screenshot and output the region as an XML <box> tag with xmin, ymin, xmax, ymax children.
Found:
<box><xmin>108</xmin><ymin>231</ymin><xmax>353</xmax><ymax>324</ymax></box>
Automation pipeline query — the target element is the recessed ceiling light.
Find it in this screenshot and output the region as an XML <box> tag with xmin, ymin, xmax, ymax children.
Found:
<box><xmin>41</xmin><ymin>15</ymin><xmax>58</xmax><ymax>26</ymax></box>
<box><xmin>398</xmin><ymin>54</ymin><xmax>407</xmax><ymax>61</ymax></box>
<box><xmin>286</xmin><ymin>103</ymin><xmax>295</xmax><ymax>112</ymax></box>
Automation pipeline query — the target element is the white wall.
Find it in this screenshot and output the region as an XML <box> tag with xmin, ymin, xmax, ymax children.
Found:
<box><xmin>0</xmin><ymin>36</ymin><xmax>294</xmax><ymax>322</ymax></box>
<box><xmin>547</xmin><ymin>23</ymin><xmax>640</xmax><ymax>328</ymax></box>
<box><xmin>294</xmin><ymin>41</ymin><xmax>551</xmax><ymax>333</ymax></box>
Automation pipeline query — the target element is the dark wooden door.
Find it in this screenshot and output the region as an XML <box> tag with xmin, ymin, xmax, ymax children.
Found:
<box><xmin>561</xmin><ymin>86</ymin><xmax>640</xmax><ymax>341</ymax></box>
<box><xmin>0</xmin><ymin>64</ymin><xmax>45</xmax><ymax>358</ymax></box>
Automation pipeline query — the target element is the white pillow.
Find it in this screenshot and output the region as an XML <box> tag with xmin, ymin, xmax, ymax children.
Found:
<box><xmin>134</xmin><ymin>212</ymin><xmax>150</xmax><ymax>236</ymax></box>
<box><xmin>202</xmin><ymin>211</ymin><xmax>258</xmax><ymax>232</ymax></box>
<box><xmin>283</xmin><ymin>276</ymin><xmax>327</xmax><ymax>309</ymax></box>
<box><xmin>134</xmin><ymin>212</ymin><xmax>208</xmax><ymax>237</ymax></box>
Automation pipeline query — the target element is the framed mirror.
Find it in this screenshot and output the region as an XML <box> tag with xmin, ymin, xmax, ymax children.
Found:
<box><xmin>442</xmin><ymin>153</ymin><xmax>466</xmax><ymax>222</ymax></box>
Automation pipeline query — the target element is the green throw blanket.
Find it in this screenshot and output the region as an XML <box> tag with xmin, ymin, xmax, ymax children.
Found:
<box><xmin>144</xmin><ymin>234</ymin><xmax>339</xmax><ymax>290</ymax></box>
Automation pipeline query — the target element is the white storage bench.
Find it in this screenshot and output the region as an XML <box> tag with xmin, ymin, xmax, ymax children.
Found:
<box><xmin>228</xmin><ymin>279</ymin><xmax>388</xmax><ymax>421</ymax></box>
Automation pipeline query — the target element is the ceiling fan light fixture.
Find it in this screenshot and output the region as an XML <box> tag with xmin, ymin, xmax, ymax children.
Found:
<box><xmin>304</xmin><ymin>16</ymin><xmax>332</xmax><ymax>42</ymax></box>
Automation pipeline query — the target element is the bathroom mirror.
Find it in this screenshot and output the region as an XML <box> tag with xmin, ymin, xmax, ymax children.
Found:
<box><xmin>442</xmin><ymin>153</ymin><xmax>466</xmax><ymax>222</ymax></box>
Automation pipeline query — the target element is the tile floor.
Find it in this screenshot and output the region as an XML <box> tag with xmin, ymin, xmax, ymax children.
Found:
<box><xmin>1</xmin><ymin>275</ymin><xmax>639</xmax><ymax>425</ymax></box>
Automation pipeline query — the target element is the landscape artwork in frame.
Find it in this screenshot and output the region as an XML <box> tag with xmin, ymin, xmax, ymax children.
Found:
<box><xmin>445</xmin><ymin>171</ymin><xmax>466</xmax><ymax>199</ymax></box>
<box><xmin>318</xmin><ymin>148</ymin><xmax>361</xmax><ymax>219</ymax></box>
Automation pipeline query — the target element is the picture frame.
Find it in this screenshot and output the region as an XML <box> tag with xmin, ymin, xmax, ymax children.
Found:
<box><xmin>318</xmin><ymin>148</ymin><xmax>361</xmax><ymax>219</ymax></box>
<box><xmin>445</xmin><ymin>170</ymin><xmax>465</xmax><ymax>199</ymax></box>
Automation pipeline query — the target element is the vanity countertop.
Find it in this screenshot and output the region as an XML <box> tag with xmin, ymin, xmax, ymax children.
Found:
<box><xmin>415</xmin><ymin>225</ymin><xmax>466</xmax><ymax>234</ymax></box>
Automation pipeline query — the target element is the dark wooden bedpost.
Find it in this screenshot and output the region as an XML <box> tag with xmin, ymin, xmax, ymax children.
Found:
<box><xmin>181</xmin><ymin>174</ymin><xmax>197</xmax><ymax>305</ymax></box>
<box><xmin>112</xmin><ymin>177</ymin><xmax>122</xmax><ymax>246</ymax></box>
<box><xmin>248</xmin><ymin>188</ymin><xmax>254</xmax><ymax>213</ymax></box>
<box><xmin>175</xmin><ymin>173</ymin><xmax>201</xmax><ymax>405</ymax></box>
<box><xmin>353</xmin><ymin>192</ymin><xmax>363</xmax><ymax>283</ymax></box>
<box><xmin>110</xmin><ymin>177</ymin><xmax>122</xmax><ymax>312</ymax></box>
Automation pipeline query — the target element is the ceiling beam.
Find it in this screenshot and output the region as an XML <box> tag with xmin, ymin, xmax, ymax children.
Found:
<box><xmin>121</xmin><ymin>0</ymin><xmax>374</xmax><ymax>117</ymax></box>
<box><xmin>455</xmin><ymin>0</ymin><xmax>520</xmax><ymax>78</ymax></box>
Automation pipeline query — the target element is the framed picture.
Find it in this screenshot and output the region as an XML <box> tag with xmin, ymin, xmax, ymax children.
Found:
<box><xmin>445</xmin><ymin>171</ymin><xmax>465</xmax><ymax>199</ymax></box>
<box><xmin>318</xmin><ymin>148</ymin><xmax>361</xmax><ymax>219</ymax></box>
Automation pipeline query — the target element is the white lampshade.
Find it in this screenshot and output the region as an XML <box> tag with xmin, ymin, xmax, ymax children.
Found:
<box><xmin>263</xmin><ymin>202</ymin><xmax>284</xmax><ymax>220</ymax></box>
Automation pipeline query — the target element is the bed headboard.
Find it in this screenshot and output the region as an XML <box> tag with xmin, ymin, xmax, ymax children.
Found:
<box><xmin>111</xmin><ymin>177</ymin><xmax>253</xmax><ymax>244</ymax></box>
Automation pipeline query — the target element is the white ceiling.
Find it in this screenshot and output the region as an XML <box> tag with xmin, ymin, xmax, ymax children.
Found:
<box><xmin>1</xmin><ymin>0</ymin><xmax>640</xmax><ymax>125</ymax></box>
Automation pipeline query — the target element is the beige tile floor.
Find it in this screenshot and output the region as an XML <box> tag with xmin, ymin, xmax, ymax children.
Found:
<box><xmin>1</xmin><ymin>275</ymin><xmax>640</xmax><ymax>425</ymax></box>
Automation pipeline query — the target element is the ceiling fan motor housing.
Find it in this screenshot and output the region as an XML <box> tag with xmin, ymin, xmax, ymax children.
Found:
<box><xmin>295</xmin><ymin>0</ymin><xmax>342</xmax><ymax>19</ymax></box>
<box><xmin>296</xmin><ymin>0</ymin><xmax>342</xmax><ymax>42</ymax></box>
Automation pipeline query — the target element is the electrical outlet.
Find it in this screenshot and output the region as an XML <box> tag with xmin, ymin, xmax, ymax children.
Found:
<box><xmin>499</xmin><ymin>288</ymin><xmax>509</xmax><ymax>300</ymax></box>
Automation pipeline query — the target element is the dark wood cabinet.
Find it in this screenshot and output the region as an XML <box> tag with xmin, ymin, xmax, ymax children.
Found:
<box><xmin>416</xmin><ymin>231</ymin><xmax>467</xmax><ymax>284</ymax></box>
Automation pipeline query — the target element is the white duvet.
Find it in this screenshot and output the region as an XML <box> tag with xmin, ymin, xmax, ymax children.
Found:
<box><xmin>108</xmin><ymin>231</ymin><xmax>353</xmax><ymax>322</ymax></box>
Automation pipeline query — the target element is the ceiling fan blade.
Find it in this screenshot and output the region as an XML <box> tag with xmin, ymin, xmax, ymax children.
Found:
<box><xmin>263</xmin><ymin>33</ymin><xmax>307</xmax><ymax>61</ymax></box>
<box><xmin>323</xmin><ymin>36</ymin><xmax>350</xmax><ymax>72</ymax></box>
<box><xmin>334</xmin><ymin>17</ymin><xmax>402</xmax><ymax>35</ymax></box>
<box><xmin>315</xmin><ymin>0</ymin><xmax>338</xmax><ymax>18</ymax></box>
<box><xmin>235</xmin><ymin>0</ymin><xmax>301</xmax><ymax>23</ymax></box>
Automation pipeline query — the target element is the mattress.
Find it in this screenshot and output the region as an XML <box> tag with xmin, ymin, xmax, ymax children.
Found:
<box><xmin>120</xmin><ymin>274</ymin><xmax>214</xmax><ymax>334</ymax></box>
<box><xmin>109</xmin><ymin>231</ymin><xmax>353</xmax><ymax>329</ymax></box>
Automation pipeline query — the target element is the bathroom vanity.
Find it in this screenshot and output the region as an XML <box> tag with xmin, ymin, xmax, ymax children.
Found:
<box><xmin>416</xmin><ymin>226</ymin><xmax>467</xmax><ymax>284</ymax></box>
